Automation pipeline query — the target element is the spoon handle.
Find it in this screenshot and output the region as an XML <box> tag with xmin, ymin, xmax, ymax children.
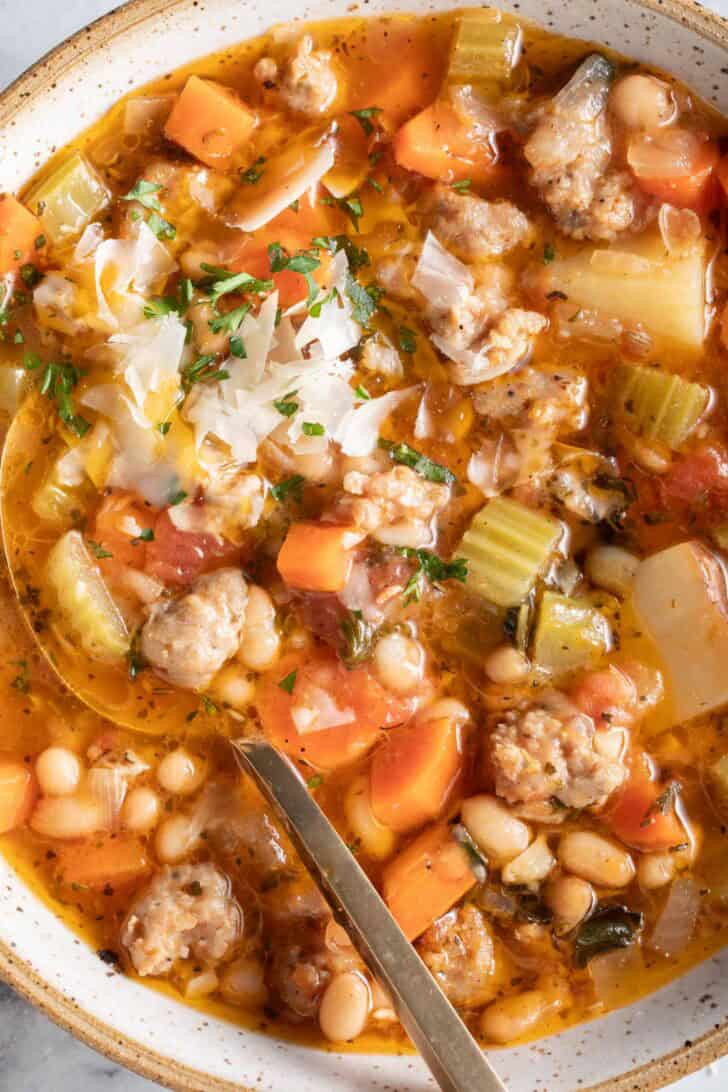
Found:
<box><xmin>232</xmin><ymin>738</ymin><xmax>506</xmax><ymax>1092</ymax></box>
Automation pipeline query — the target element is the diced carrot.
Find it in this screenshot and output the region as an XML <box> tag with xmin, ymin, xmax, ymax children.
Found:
<box><xmin>382</xmin><ymin>822</ymin><xmax>477</xmax><ymax>940</ymax></box>
<box><xmin>393</xmin><ymin>101</ymin><xmax>498</xmax><ymax>185</ymax></box>
<box><xmin>0</xmin><ymin>194</ymin><xmax>43</xmax><ymax>278</ymax></box>
<box><xmin>277</xmin><ymin>522</ymin><xmax>361</xmax><ymax>593</ymax></box>
<box><xmin>370</xmin><ymin>712</ymin><xmax>464</xmax><ymax>833</ymax></box>
<box><xmin>54</xmin><ymin>834</ymin><xmax>151</xmax><ymax>891</ymax></box>
<box><xmin>91</xmin><ymin>491</ymin><xmax>158</xmax><ymax>570</ymax></box>
<box><xmin>0</xmin><ymin>757</ymin><xmax>37</xmax><ymax>834</ymax></box>
<box><xmin>606</xmin><ymin>751</ymin><xmax>686</xmax><ymax>851</ymax></box>
<box><xmin>257</xmin><ymin>649</ymin><xmax>414</xmax><ymax>770</ymax></box>
<box><xmin>631</xmin><ymin>131</ymin><xmax>719</xmax><ymax>211</ymax></box>
<box><xmin>164</xmin><ymin>76</ymin><xmax>257</xmax><ymax>170</ymax></box>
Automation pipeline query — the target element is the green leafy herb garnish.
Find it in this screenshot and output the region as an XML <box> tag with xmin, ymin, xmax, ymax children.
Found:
<box><xmin>268</xmin><ymin>242</ymin><xmax>321</xmax><ymax>305</ymax></box>
<box><xmin>322</xmin><ymin>193</ymin><xmax>364</xmax><ymax>230</ymax></box>
<box><xmin>156</xmin><ymin>420</ymin><xmax>172</xmax><ymax>436</ymax></box>
<box><xmin>573</xmin><ymin>905</ymin><xmax>644</xmax><ymax>968</ymax></box>
<box><xmin>29</xmin><ymin>357</ymin><xmax>90</xmax><ymax>438</ymax></box>
<box><xmin>200</xmin><ymin>263</ymin><xmax>274</xmax><ymax>306</ymax></box>
<box><xmin>543</xmin><ymin>242</ymin><xmax>556</xmax><ymax>264</ymax></box>
<box><xmin>181</xmin><ymin>353</ymin><xmax>230</xmax><ymax>392</ymax></box>
<box><xmin>273</xmin><ymin>392</ymin><xmax>299</xmax><ymax>417</ymax></box>
<box><xmin>307</xmin><ymin>774</ymin><xmax>324</xmax><ymax>790</ymax></box>
<box><xmin>641</xmin><ymin>781</ymin><xmax>681</xmax><ymax>827</ymax></box>
<box><xmin>345</xmin><ymin>274</ymin><xmax>383</xmax><ymax>326</ymax></box>
<box><xmin>147</xmin><ymin>210</ymin><xmax>176</xmax><ymax>240</ymax></box>
<box><xmin>278</xmin><ymin>669</ymin><xmax>298</xmax><ymax>694</ymax></box>
<box><xmin>271</xmin><ymin>475</ymin><xmax>305</xmax><ymax>504</ymax></box>
<box><xmin>132</xmin><ymin>528</ymin><xmax>155</xmax><ymax>544</ymax></box>
<box><xmin>208</xmin><ymin>302</ymin><xmax>251</xmax><ymax>335</ymax></box>
<box><xmin>397</xmin><ymin>547</ymin><xmax>468</xmax><ymax>603</ymax></box>
<box><xmin>311</xmin><ymin>235</ymin><xmax>370</xmax><ymax>273</ymax></box>
<box><xmin>34</xmin><ymin>234</ymin><xmax>46</xmax><ymax>250</ymax></box>
<box><xmin>143</xmin><ymin>296</ymin><xmax>178</xmax><ymax>319</ymax></box>
<box><xmin>451</xmin><ymin>824</ymin><xmax>488</xmax><ymax>883</ymax></box>
<box><xmin>229</xmin><ymin>334</ymin><xmax>246</xmax><ymax>358</ymax></box>
<box><xmin>339</xmin><ymin>609</ymin><xmax>376</xmax><ymax>668</ymax></box>
<box><xmin>349</xmin><ymin>106</ymin><xmax>382</xmax><ymax>136</ymax></box>
<box><xmin>87</xmin><ymin>540</ymin><xmax>113</xmax><ymax>560</ymax></box>
<box><xmin>241</xmin><ymin>156</ymin><xmax>266</xmax><ymax>184</ymax></box>
<box><xmin>302</xmin><ymin>421</ymin><xmax>325</xmax><ymax>436</ymax></box>
<box><xmin>354</xmin><ymin>384</ymin><xmax>370</xmax><ymax>400</ymax></box>
<box><xmin>127</xmin><ymin>630</ymin><xmax>145</xmax><ymax>680</ymax></box>
<box><xmin>20</xmin><ymin>263</ymin><xmax>42</xmax><ymax>288</ymax></box>
<box><xmin>379</xmin><ymin>439</ymin><xmax>456</xmax><ymax>485</ymax></box>
<box><xmin>451</xmin><ymin>179</ymin><xmax>472</xmax><ymax>192</ymax></box>
<box><xmin>168</xmin><ymin>489</ymin><xmax>188</xmax><ymax>506</ymax></box>
<box><xmin>122</xmin><ymin>180</ymin><xmax>175</xmax><ymax>239</ymax></box>
<box><xmin>10</xmin><ymin>660</ymin><xmax>30</xmax><ymax>694</ymax></box>
<box><xmin>398</xmin><ymin>326</ymin><xmax>417</xmax><ymax>354</ymax></box>
<box><xmin>201</xmin><ymin>695</ymin><xmax>219</xmax><ymax>716</ymax></box>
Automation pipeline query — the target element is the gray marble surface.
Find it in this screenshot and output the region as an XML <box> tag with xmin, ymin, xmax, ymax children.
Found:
<box><xmin>0</xmin><ymin>1</ymin><xmax>726</xmax><ymax>1089</ymax></box>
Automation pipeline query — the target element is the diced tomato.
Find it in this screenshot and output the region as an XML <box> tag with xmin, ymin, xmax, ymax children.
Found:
<box><xmin>145</xmin><ymin>509</ymin><xmax>240</xmax><ymax>586</ymax></box>
<box><xmin>571</xmin><ymin>662</ymin><xmax>642</xmax><ymax>728</ymax></box>
<box><xmin>54</xmin><ymin>834</ymin><xmax>151</xmax><ymax>890</ymax></box>
<box><xmin>661</xmin><ymin>447</ymin><xmax>728</xmax><ymax>509</ymax></box>
<box><xmin>90</xmin><ymin>491</ymin><xmax>159</xmax><ymax>570</ymax></box>
<box><xmin>606</xmin><ymin>751</ymin><xmax>686</xmax><ymax>851</ymax></box>
<box><xmin>0</xmin><ymin>757</ymin><xmax>37</xmax><ymax>834</ymax></box>
<box><xmin>257</xmin><ymin>649</ymin><xmax>415</xmax><ymax>770</ymax></box>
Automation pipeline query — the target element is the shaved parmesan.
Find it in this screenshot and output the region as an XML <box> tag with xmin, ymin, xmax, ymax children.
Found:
<box><xmin>89</xmin><ymin>222</ymin><xmax>177</xmax><ymax>330</ymax></box>
<box><xmin>106</xmin><ymin>313</ymin><xmax>187</xmax><ymax>409</ymax></box>
<box><xmin>295</xmin><ymin>251</ymin><xmax>361</xmax><ymax>358</ymax></box>
<box><xmin>226</xmin><ymin>137</ymin><xmax>335</xmax><ymax>233</ymax></box>
<box><xmin>33</xmin><ymin>273</ymin><xmax>84</xmax><ymax>335</ymax></box>
<box><xmin>336</xmin><ymin>387</ymin><xmax>418</xmax><ymax>457</ymax></box>
<box><xmin>412</xmin><ymin>231</ymin><xmax>474</xmax><ymax>311</ymax></box>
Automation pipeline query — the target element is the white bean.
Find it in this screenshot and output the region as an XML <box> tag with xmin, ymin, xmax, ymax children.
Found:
<box><xmin>484</xmin><ymin>645</ymin><xmax>530</xmax><ymax>684</ymax></box>
<box><xmin>585</xmin><ymin>545</ymin><xmax>639</xmax><ymax>596</ymax></box>
<box><xmin>238</xmin><ymin>586</ymin><xmax>280</xmax><ymax>672</ymax></box>
<box><xmin>185</xmin><ymin>970</ymin><xmax>219</xmax><ymax>999</ymax></box>
<box><xmin>155</xmin><ymin>814</ymin><xmax>200</xmax><ymax>863</ymax></box>
<box><xmin>480</xmin><ymin>990</ymin><xmax>551</xmax><ymax>1044</ymax></box>
<box><xmin>501</xmin><ymin>835</ymin><xmax>555</xmax><ymax>888</ymax></box>
<box><xmin>419</xmin><ymin>698</ymin><xmax>470</xmax><ymax>726</ymax></box>
<box><xmin>219</xmin><ymin>956</ymin><xmax>268</xmax><ymax>1007</ymax></box>
<box><xmin>318</xmin><ymin>971</ymin><xmax>371</xmax><ymax>1042</ymax></box>
<box><xmin>558</xmin><ymin>831</ymin><xmax>635</xmax><ymax>888</ymax></box>
<box><xmin>30</xmin><ymin>795</ymin><xmax>102</xmax><ymax>839</ymax></box>
<box><xmin>373</xmin><ymin>632</ymin><xmax>425</xmax><ymax>695</ymax></box>
<box><xmin>461</xmin><ymin>795</ymin><xmax>531</xmax><ymax>864</ymax></box>
<box><xmin>122</xmin><ymin>786</ymin><xmax>161</xmax><ymax>833</ymax></box>
<box><xmin>546</xmin><ymin>875</ymin><xmax>596</xmax><ymax>933</ymax></box>
<box><xmin>611</xmin><ymin>74</ymin><xmax>676</xmax><ymax>130</ymax></box>
<box><xmin>211</xmin><ymin>665</ymin><xmax>256</xmax><ymax>710</ymax></box>
<box><xmin>344</xmin><ymin>775</ymin><xmax>396</xmax><ymax>860</ymax></box>
<box><xmin>156</xmin><ymin>749</ymin><xmax>205</xmax><ymax>796</ymax></box>
<box><xmin>637</xmin><ymin>851</ymin><xmax>676</xmax><ymax>890</ymax></box>
<box><xmin>35</xmin><ymin>747</ymin><xmax>82</xmax><ymax>797</ymax></box>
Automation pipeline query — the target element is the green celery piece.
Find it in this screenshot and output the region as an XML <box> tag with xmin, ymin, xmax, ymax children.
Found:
<box><xmin>26</xmin><ymin>151</ymin><xmax>110</xmax><ymax>243</ymax></box>
<box><xmin>612</xmin><ymin>363</ymin><xmax>709</xmax><ymax>450</ymax></box>
<box><xmin>459</xmin><ymin>496</ymin><xmax>561</xmax><ymax>607</ymax></box>
<box><xmin>448</xmin><ymin>10</ymin><xmax>522</xmax><ymax>86</ymax></box>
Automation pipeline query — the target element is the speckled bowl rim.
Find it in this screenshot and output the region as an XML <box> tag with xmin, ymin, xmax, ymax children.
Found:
<box><xmin>1</xmin><ymin>0</ymin><xmax>727</xmax><ymax>1088</ymax></box>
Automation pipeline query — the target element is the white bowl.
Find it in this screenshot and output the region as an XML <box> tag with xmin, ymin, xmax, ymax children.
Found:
<box><xmin>1</xmin><ymin>1</ymin><xmax>728</xmax><ymax>1088</ymax></box>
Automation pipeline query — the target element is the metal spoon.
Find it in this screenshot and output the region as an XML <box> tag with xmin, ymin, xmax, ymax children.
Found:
<box><xmin>232</xmin><ymin>737</ymin><xmax>507</xmax><ymax>1092</ymax></box>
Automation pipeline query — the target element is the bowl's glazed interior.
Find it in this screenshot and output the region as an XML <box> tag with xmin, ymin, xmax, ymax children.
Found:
<box><xmin>1</xmin><ymin>0</ymin><xmax>728</xmax><ymax>1089</ymax></box>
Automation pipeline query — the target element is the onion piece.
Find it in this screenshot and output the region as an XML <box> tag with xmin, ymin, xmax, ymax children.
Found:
<box><xmin>588</xmin><ymin>945</ymin><xmax>643</xmax><ymax>1004</ymax></box>
<box><xmin>627</xmin><ymin>128</ymin><xmax>706</xmax><ymax>180</ymax></box>
<box><xmin>648</xmin><ymin>876</ymin><xmax>700</xmax><ymax>958</ymax></box>
<box><xmin>658</xmin><ymin>204</ymin><xmax>702</xmax><ymax>257</ymax></box>
<box><xmin>225</xmin><ymin>136</ymin><xmax>335</xmax><ymax>232</ymax></box>
<box><xmin>87</xmin><ymin>767</ymin><xmax>128</xmax><ymax>830</ymax></box>
<box><xmin>411</xmin><ymin>231</ymin><xmax>474</xmax><ymax>312</ymax></box>
<box><xmin>123</xmin><ymin>95</ymin><xmax>175</xmax><ymax>137</ymax></box>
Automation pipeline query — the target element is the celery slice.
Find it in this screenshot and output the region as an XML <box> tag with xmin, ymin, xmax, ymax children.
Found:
<box><xmin>25</xmin><ymin>151</ymin><xmax>110</xmax><ymax>243</ymax></box>
<box><xmin>46</xmin><ymin>530</ymin><xmax>129</xmax><ymax>662</ymax></box>
<box><xmin>532</xmin><ymin>591</ymin><xmax>612</xmax><ymax>674</ymax></box>
<box><xmin>448</xmin><ymin>11</ymin><xmax>522</xmax><ymax>85</ymax></box>
<box><xmin>459</xmin><ymin>496</ymin><xmax>562</xmax><ymax>607</ymax></box>
<box><xmin>612</xmin><ymin>364</ymin><xmax>709</xmax><ymax>449</ymax></box>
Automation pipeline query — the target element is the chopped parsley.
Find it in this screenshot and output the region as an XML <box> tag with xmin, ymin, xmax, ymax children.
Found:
<box><xmin>451</xmin><ymin>179</ymin><xmax>472</xmax><ymax>192</ymax></box>
<box><xmin>311</xmin><ymin>235</ymin><xmax>370</xmax><ymax>273</ymax></box>
<box><xmin>34</xmin><ymin>233</ymin><xmax>46</xmax><ymax>250</ymax></box>
<box><xmin>143</xmin><ymin>296</ymin><xmax>178</xmax><ymax>319</ymax></box>
<box><xmin>641</xmin><ymin>781</ymin><xmax>681</xmax><ymax>827</ymax></box>
<box><xmin>122</xmin><ymin>179</ymin><xmax>175</xmax><ymax>239</ymax></box>
<box><xmin>156</xmin><ymin>420</ymin><xmax>172</xmax><ymax>436</ymax></box>
<box><xmin>270</xmin><ymin>475</ymin><xmax>305</xmax><ymax>504</ymax></box>
<box><xmin>302</xmin><ymin>421</ymin><xmax>325</xmax><ymax>436</ymax></box>
<box><xmin>229</xmin><ymin>334</ymin><xmax>247</xmax><ymax>358</ymax></box>
<box><xmin>322</xmin><ymin>193</ymin><xmax>364</xmax><ymax>230</ymax></box>
<box><xmin>451</xmin><ymin>824</ymin><xmax>488</xmax><ymax>883</ymax></box>
<box><xmin>308</xmin><ymin>286</ymin><xmax>338</xmax><ymax>318</ymax></box>
<box><xmin>543</xmin><ymin>242</ymin><xmax>556</xmax><ymax>264</ymax></box>
<box><xmin>354</xmin><ymin>384</ymin><xmax>371</xmax><ymax>400</ymax></box>
<box><xmin>201</xmin><ymin>695</ymin><xmax>219</xmax><ymax>716</ymax></box>
<box><xmin>20</xmin><ymin>263</ymin><xmax>42</xmax><ymax>288</ymax></box>
<box><xmin>127</xmin><ymin>630</ymin><xmax>145</xmax><ymax>680</ymax></box>
<box><xmin>273</xmin><ymin>392</ymin><xmax>299</xmax><ymax>417</ymax></box>
<box><xmin>349</xmin><ymin>106</ymin><xmax>382</xmax><ymax>136</ymax></box>
<box><xmin>268</xmin><ymin>242</ymin><xmax>321</xmax><ymax>305</ymax></box>
<box><xmin>307</xmin><ymin>774</ymin><xmax>324</xmax><ymax>790</ymax></box>
<box><xmin>208</xmin><ymin>302</ymin><xmax>251</xmax><ymax>335</ymax></box>
<box><xmin>10</xmin><ymin>660</ymin><xmax>30</xmax><ymax>694</ymax></box>
<box><xmin>87</xmin><ymin>540</ymin><xmax>113</xmax><ymax>560</ymax></box>
<box><xmin>397</xmin><ymin>547</ymin><xmax>468</xmax><ymax>603</ymax></box>
<box><xmin>278</xmin><ymin>669</ymin><xmax>298</xmax><ymax>694</ymax></box>
<box><xmin>345</xmin><ymin>274</ymin><xmax>383</xmax><ymax>326</ymax></box>
<box><xmin>339</xmin><ymin>609</ymin><xmax>376</xmax><ymax>668</ymax></box>
<box><xmin>168</xmin><ymin>489</ymin><xmax>188</xmax><ymax>506</ymax></box>
<box><xmin>147</xmin><ymin>210</ymin><xmax>176</xmax><ymax>240</ymax></box>
<box><xmin>26</xmin><ymin>355</ymin><xmax>90</xmax><ymax>438</ymax></box>
<box><xmin>398</xmin><ymin>326</ymin><xmax>417</xmax><ymax>354</ymax></box>
<box><xmin>200</xmin><ymin>263</ymin><xmax>273</xmax><ymax>306</ymax></box>
<box><xmin>181</xmin><ymin>353</ymin><xmax>230</xmax><ymax>392</ymax></box>
<box><xmin>132</xmin><ymin>528</ymin><xmax>155</xmax><ymax>544</ymax></box>
<box><xmin>241</xmin><ymin>156</ymin><xmax>266</xmax><ymax>184</ymax></box>
<box><xmin>379</xmin><ymin>438</ymin><xmax>456</xmax><ymax>485</ymax></box>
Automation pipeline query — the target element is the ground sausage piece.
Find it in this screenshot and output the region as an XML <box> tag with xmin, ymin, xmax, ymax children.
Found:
<box><xmin>256</xmin><ymin>36</ymin><xmax>337</xmax><ymax>116</ymax></box>
<box><xmin>524</xmin><ymin>54</ymin><xmax>644</xmax><ymax>241</ymax></box>
<box><xmin>418</xmin><ymin>905</ymin><xmax>497</xmax><ymax>1007</ymax></box>
<box><xmin>427</xmin><ymin>264</ymin><xmax>513</xmax><ymax>353</ymax></box>
<box><xmin>121</xmin><ymin>863</ymin><xmax>242</xmax><ymax>977</ymax></box>
<box><xmin>448</xmin><ymin>308</ymin><xmax>548</xmax><ymax>387</ymax></box>
<box><xmin>490</xmin><ymin>690</ymin><xmax>628</xmax><ymax>815</ymax></box>
<box><xmin>337</xmin><ymin>465</ymin><xmax>451</xmax><ymax>548</ymax></box>
<box><xmin>141</xmin><ymin>568</ymin><xmax>248</xmax><ymax>690</ymax></box>
<box><xmin>472</xmin><ymin>365</ymin><xmax>588</xmax><ymax>433</ymax></box>
<box><xmin>424</xmin><ymin>185</ymin><xmax>532</xmax><ymax>262</ymax></box>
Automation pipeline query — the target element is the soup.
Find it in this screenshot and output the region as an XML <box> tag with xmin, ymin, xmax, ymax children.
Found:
<box><xmin>1</xmin><ymin>5</ymin><xmax>728</xmax><ymax>1054</ymax></box>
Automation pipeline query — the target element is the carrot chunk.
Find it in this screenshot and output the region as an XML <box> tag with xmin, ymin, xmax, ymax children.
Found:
<box><xmin>0</xmin><ymin>194</ymin><xmax>43</xmax><ymax>278</ymax></box>
<box><xmin>630</xmin><ymin>131</ymin><xmax>718</xmax><ymax>211</ymax></box>
<box><xmin>277</xmin><ymin>522</ymin><xmax>360</xmax><ymax>592</ymax></box>
<box><xmin>393</xmin><ymin>101</ymin><xmax>497</xmax><ymax>184</ymax></box>
<box><xmin>257</xmin><ymin>650</ymin><xmax>414</xmax><ymax>771</ymax></box>
<box><xmin>164</xmin><ymin>76</ymin><xmax>257</xmax><ymax>169</ymax></box>
<box><xmin>607</xmin><ymin>752</ymin><xmax>686</xmax><ymax>851</ymax></box>
<box><xmin>370</xmin><ymin>712</ymin><xmax>463</xmax><ymax>833</ymax></box>
<box><xmin>0</xmin><ymin>757</ymin><xmax>37</xmax><ymax>834</ymax></box>
<box><xmin>382</xmin><ymin>822</ymin><xmax>477</xmax><ymax>940</ymax></box>
<box><xmin>54</xmin><ymin>833</ymin><xmax>151</xmax><ymax>890</ymax></box>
